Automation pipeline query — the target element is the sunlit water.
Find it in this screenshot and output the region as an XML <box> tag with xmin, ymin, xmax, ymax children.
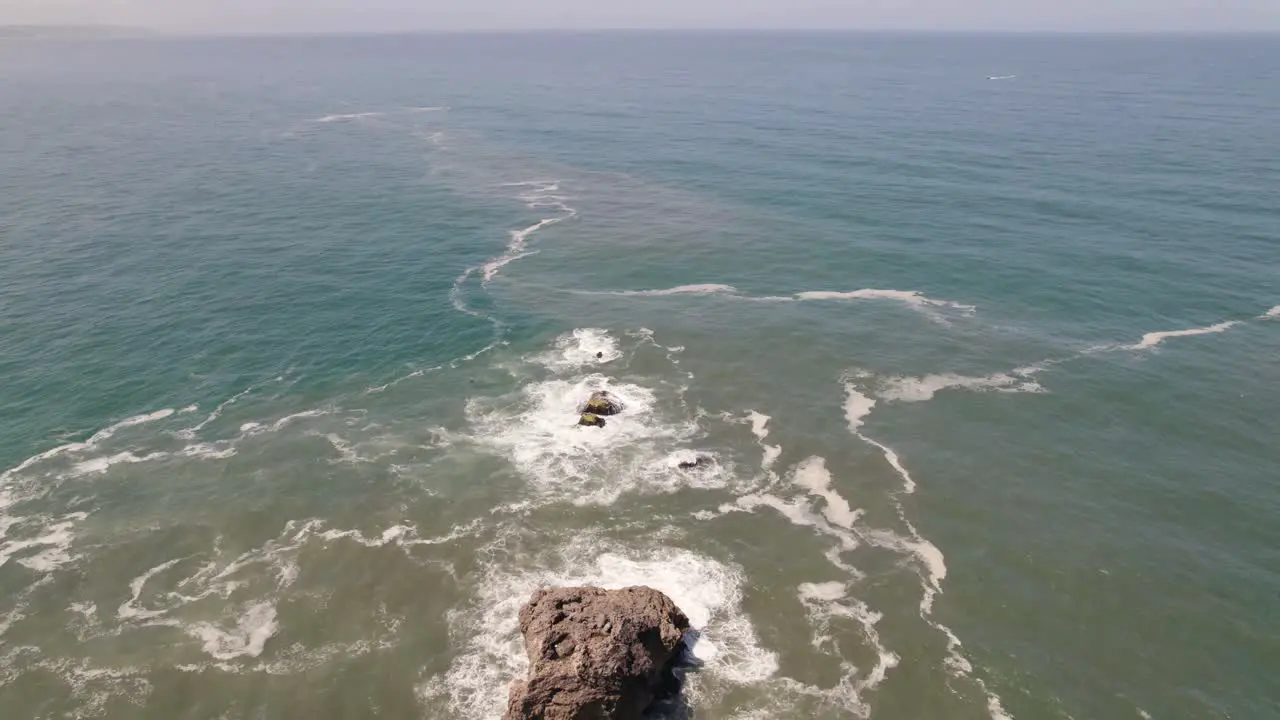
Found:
<box><xmin>1</xmin><ymin>33</ymin><xmax>1278</xmax><ymax>720</ymax></box>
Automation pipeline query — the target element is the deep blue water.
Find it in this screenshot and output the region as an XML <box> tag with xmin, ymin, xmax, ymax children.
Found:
<box><xmin>1</xmin><ymin>33</ymin><xmax>1277</xmax><ymax>720</ymax></box>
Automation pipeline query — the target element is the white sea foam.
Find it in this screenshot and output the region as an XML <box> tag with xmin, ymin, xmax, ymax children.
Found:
<box><xmin>188</xmin><ymin>602</ymin><xmax>279</xmax><ymax>660</ymax></box>
<box><xmin>179</xmin><ymin>443</ymin><xmax>238</xmax><ymax>460</ymax></box>
<box><xmin>842</xmin><ymin>385</ymin><xmax>877</xmax><ymax>433</ymax></box>
<box><xmin>481</xmin><ymin>218</ymin><xmax>554</xmax><ymax>280</ymax></box>
<box><xmin>987</xmin><ymin>75</ymin><xmax>1017</xmax><ymax>80</ymax></box>
<box><xmin>14</xmin><ymin>404</ymin><xmax>334</xmax><ymax>481</ymax></box>
<box><xmin>420</xmin><ymin>540</ymin><xmax>777</xmax><ymax>719</ymax></box>
<box><xmin>189</xmin><ymin>632</ymin><xmax>404</xmax><ymax>677</ymax></box>
<box><xmin>1011</xmin><ymin>356</ymin><xmax>1065</xmax><ymax>377</ymax></box>
<box><xmin>713</xmin><ymin>414</ymin><xmax>866</xmax><ymax>574</ymax></box>
<box><xmin>114</xmin><ymin>518</ymin><xmax>462</xmax><ymax>656</ymax></box>
<box><xmin>177</xmin><ymin>611</ymin><xmax>406</xmax><ymax>676</ymax></box>
<box><xmin>481</xmin><ymin>180</ymin><xmax>577</xmax><ymax>282</ymax></box>
<box><xmin>0</xmin><ymin>512</ymin><xmax>88</xmax><ymax>572</ymax></box>
<box><xmin>716</xmin><ymin>492</ymin><xmax>863</xmax><ymax>577</ymax></box>
<box><xmin>319</xmin><ymin>524</ymin><xmax>416</xmax><ymax>547</ymax></box>
<box><xmin>174</xmin><ymin>406</ymin><xmax>331</xmax><ymax>459</ymax></box>
<box><xmin>118</xmin><ymin>558</ymin><xmax>186</xmax><ymax>621</ymax></box>
<box><xmin>0</xmin><ymin>408</ymin><xmax>181</xmax><ymax>497</ymax></box>
<box><xmin>797</xmin><ymin>581</ymin><xmax>847</xmax><ymax>604</ymax></box>
<box><xmin>1128</xmin><ymin>321</ymin><xmax>1240</xmax><ymax>350</ymax></box>
<box><xmin>72</xmin><ymin>451</ymin><xmax>158</xmax><ymax>476</ymax></box>
<box><xmin>824</xmin><ymin>308</ymin><xmax>1265</xmax><ymax>413</ymax></box>
<box><xmin>836</xmin><ymin>383</ymin><xmax>1012</xmax><ymax>719</ymax></box>
<box><xmin>840</xmin><ymin>385</ymin><xmax>943</xmax><ymax>576</ymax></box>
<box><xmin>177</xmin><ymin>387</ymin><xmax>254</xmax><ymax>439</ymax></box>
<box><xmin>721</xmin><ymin>493</ymin><xmax>822</xmax><ymax>531</ymax></box>
<box><xmin>747</xmin><ymin>411</ymin><xmax>782</xmax><ymax>472</ymax></box>
<box><xmin>9</xmin><ymin>513</ymin><xmax>449</xmax><ymax>703</ymax></box>
<box><xmin>115</xmin><ymin>520</ymin><xmax>321</xmax><ymax>632</ymax></box>
<box><xmin>106</xmin><ymin>519</ymin><xmax>397</xmax><ymax>669</ymax></box>
<box><xmin>797</xmin><ymin>581</ymin><xmax>899</xmax><ymax>700</ymax></box>
<box><xmin>469</xmin><ymin>372</ymin><xmax>709</xmax><ymax>504</ymax></box>
<box><xmin>1</xmin><ymin>409</ymin><xmax>175</xmax><ymax>482</ymax></box>
<box><xmin>794</xmin><ymin>289</ymin><xmax>976</xmax><ymax>313</ymax></box>
<box><xmin>988</xmin><ymin>692</ymin><xmax>1016</xmax><ymax>720</ymax></box>
<box><xmin>324</xmin><ymin>434</ymin><xmax>368</xmax><ymax>464</ymax></box>
<box><xmin>875</xmin><ymin>372</ymin><xmax>1044</xmax><ymax>403</ymax></box>
<box><xmin>365</xmin><ymin>365</ymin><xmax>442</xmax><ymax>394</ymax></box>
<box><xmin>1011</xmin><ymin>309</ymin><xmax>1273</xmax><ymax>377</ymax></box>
<box><xmin>69</xmin><ymin>601</ymin><xmax>97</xmax><ymax>620</ymax></box>
<box><xmin>106</xmin><ymin>408</ymin><xmax>176</xmax><ymax>430</ymax></box>
<box><xmin>702</xmin><ymin>470</ymin><xmax>905</xmax><ymax>718</ymax></box>
<box><xmin>665</xmin><ymin>448</ymin><xmax>725</xmax><ymax>474</ymax></box>
<box><xmin>262</xmin><ymin>409</ymin><xmax>329</xmax><ymax>433</ymax></box>
<box><xmin>317</xmin><ymin>518</ymin><xmax>483</xmax><ymax>549</ymax></box>
<box><xmin>313</xmin><ymin>112</ymin><xmax>384</xmax><ymax>123</ymax></box>
<box><xmin>607</xmin><ymin>284</ymin><xmax>741</xmax><ymax>297</ymax></box>
<box><xmin>792</xmin><ymin>457</ymin><xmax>861</xmax><ymax>528</ymax></box>
<box><xmin>536</xmin><ymin>327</ymin><xmax>624</xmax><ymax>370</ymax></box>
<box><xmin>843</xmin><ymin>380</ymin><xmax>919</xmax><ymax>493</ymax></box>
<box><xmin>592</xmin><ymin>285</ymin><xmax>975</xmax><ymax>319</ymax></box>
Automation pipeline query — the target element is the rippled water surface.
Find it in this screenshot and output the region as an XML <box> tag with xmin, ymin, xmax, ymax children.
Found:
<box><xmin>1</xmin><ymin>33</ymin><xmax>1278</xmax><ymax>720</ymax></box>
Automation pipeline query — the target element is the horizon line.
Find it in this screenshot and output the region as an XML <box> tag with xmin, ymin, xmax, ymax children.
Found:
<box><xmin>150</xmin><ymin>28</ymin><xmax>1280</xmax><ymax>37</ymax></box>
<box><xmin>7</xmin><ymin>25</ymin><xmax>1280</xmax><ymax>38</ymax></box>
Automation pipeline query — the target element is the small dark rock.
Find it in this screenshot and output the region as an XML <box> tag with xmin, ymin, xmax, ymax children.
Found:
<box><xmin>677</xmin><ymin>455</ymin><xmax>712</xmax><ymax>471</ymax></box>
<box><xmin>579</xmin><ymin>413</ymin><xmax>607</xmax><ymax>428</ymax></box>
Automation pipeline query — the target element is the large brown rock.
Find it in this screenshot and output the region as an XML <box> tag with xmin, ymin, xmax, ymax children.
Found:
<box><xmin>503</xmin><ymin>586</ymin><xmax>691</xmax><ymax>720</ymax></box>
<box><xmin>581</xmin><ymin>391</ymin><xmax>623</xmax><ymax>417</ymax></box>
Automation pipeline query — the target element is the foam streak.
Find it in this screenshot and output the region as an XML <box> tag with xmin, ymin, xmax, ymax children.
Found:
<box><xmin>793</xmin><ymin>289</ymin><xmax>976</xmax><ymax>313</ymax></box>
<box><xmin>838</xmin><ymin>382</ymin><xmax>1010</xmax><ymax>719</ymax></box>
<box><xmin>747</xmin><ymin>411</ymin><xmax>782</xmax><ymax>473</ymax></box>
<box><xmin>482</xmin><ymin>180</ymin><xmax>577</xmax><ymax>282</ymax></box>
<box><xmin>0</xmin><ymin>408</ymin><xmax>176</xmax><ymax>484</ymax></box>
<box><xmin>1128</xmin><ymin>321</ymin><xmax>1239</xmax><ymax>350</ymax></box>
<box><xmin>605</xmin><ymin>284</ymin><xmax>741</xmax><ymax>297</ymax></box>
<box><xmin>590</xmin><ymin>285</ymin><xmax>975</xmax><ymax>317</ymax></box>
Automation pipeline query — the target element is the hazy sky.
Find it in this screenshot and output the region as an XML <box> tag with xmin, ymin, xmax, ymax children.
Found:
<box><xmin>4</xmin><ymin>0</ymin><xmax>1279</xmax><ymax>34</ymax></box>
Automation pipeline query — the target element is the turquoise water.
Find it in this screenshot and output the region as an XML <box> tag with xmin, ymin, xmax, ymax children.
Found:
<box><xmin>1</xmin><ymin>33</ymin><xmax>1278</xmax><ymax>719</ymax></box>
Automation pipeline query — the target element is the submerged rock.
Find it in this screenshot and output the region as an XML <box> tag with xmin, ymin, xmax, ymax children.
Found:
<box><xmin>677</xmin><ymin>455</ymin><xmax>712</xmax><ymax>471</ymax></box>
<box><xmin>503</xmin><ymin>586</ymin><xmax>691</xmax><ymax>720</ymax></box>
<box><xmin>579</xmin><ymin>413</ymin><xmax>607</xmax><ymax>428</ymax></box>
<box><xmin>581</xmin><ymin>390</ymin><xmax>623</xmax><ymax>417</ymax></box>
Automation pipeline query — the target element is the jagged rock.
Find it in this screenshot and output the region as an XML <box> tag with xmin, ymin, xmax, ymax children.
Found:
<box><xmin>579</xmin><ymin>413</ymin><xmax>607</xmax><ymax>428</ymax></box>
<box><xmin>503</xmin><ymin>586</ymin><xmax>691</xmax><ymax>720</ymax></box>
<box><xmin>677</xmin><ymin>455</ymin><xmax>711</xmax><ymax>471</ymax></box>
<box><xmin>581</xmin><ymin>390</ymin><xmax>623</xmax><ymax>417</ymax></box>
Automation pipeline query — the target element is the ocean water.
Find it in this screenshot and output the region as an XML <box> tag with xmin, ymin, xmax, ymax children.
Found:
<box><xmin>1</xmin><ymin>32</ymin><xmax>1278</xmax><ymax>720</ymax></box>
